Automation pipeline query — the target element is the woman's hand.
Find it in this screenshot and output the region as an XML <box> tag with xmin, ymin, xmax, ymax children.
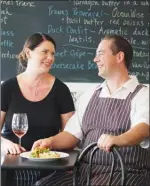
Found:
<box><xmin>97</xmin><ymin>134</ymin><xmax>120</xmax><ymax>152</ymax></box>
<box><xmin>31</xmin><ymin>137</ymin><xmax>53</xmax><ymax>151</ymax></box>
<box><xmin>1</xmin><ymin>138</ymin><xmax>26</xmax><ymax>155</ymax></box>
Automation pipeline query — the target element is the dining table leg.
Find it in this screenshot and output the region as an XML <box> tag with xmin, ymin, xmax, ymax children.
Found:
<box><xmin>1</xmin><ymin>170</ymin><xmax>15</xmax><ymax>186</ymax></box>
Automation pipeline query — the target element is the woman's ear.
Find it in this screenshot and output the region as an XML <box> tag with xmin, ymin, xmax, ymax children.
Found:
<box><xmin>24</xmin><ymin>48</ymin><xmax>31</xmax><ymax>59</ymax></box>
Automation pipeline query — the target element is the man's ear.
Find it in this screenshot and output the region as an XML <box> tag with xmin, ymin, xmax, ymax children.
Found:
<box><xmin>24</xmin><ymin>48</ymin><xmax>31</xmax><ymax>59</ymax></box>
<box><xmin>117</xmin><ymin>51</ymin><xmax>124</xmax><ymax>64</ymax></box>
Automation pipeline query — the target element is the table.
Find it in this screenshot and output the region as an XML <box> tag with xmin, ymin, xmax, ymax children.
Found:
<box><xmin>1</xmin><ymin>150</ymin><xmax>79</xmax><ymax>186</ymax></box>
<box><xmin>2</xmin><ymin>150</ymin><xmax>79</xmax><ymax>170</ymax></box>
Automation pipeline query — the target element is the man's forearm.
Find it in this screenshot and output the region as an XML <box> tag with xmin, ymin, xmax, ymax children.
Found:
<box><xmin>117</xmin><ymin>123</ymin><xmax>150</xmax><ymax>147</ymax></box>
<box><xmin>51</xmin><ymin>131</ymin><xmax>79</xmax><ymax>150</ymax></box>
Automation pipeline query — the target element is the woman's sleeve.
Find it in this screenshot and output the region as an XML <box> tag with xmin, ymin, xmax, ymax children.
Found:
<box><xmin>56</xmin><ymin>83</ymin><xmax>75</xmax><ymax>114</ymax></box>
<box><xmin>1</xmin><ymin>81</ymin><xmax>11</xmax><ymax>112</ymax></box>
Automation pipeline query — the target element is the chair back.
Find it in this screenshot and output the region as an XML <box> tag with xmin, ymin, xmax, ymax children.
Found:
<box><xmin>73</xmin><ymin>142</ymin><xmax>127</xmax><ymax>186</ymax></box>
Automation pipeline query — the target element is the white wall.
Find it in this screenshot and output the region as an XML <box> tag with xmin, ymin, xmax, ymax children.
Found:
<box><xmin>65</xmin><ymin>82</ymin><xmax>99</xmax><ymax>92</ymax></box>
<box><xmin>65</xmin><ymin>82</ymin><xmax>100</xmax><ymax>103</ymax></box>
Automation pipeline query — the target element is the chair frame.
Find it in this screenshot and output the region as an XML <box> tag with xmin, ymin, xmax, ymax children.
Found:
<box><xmin>73</xmin><ymin>142</ymin><xmax>127</xmax><ymax>186</ymax></box>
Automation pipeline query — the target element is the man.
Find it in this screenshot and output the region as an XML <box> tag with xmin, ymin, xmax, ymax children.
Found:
<box><xmin>33</xmin><ymin>35</ymin><xmax>150</xmax><ymax>186</ymax></box>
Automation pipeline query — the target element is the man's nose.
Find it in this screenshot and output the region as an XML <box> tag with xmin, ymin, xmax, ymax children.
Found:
<box><xmin>93</xmin><ymin>55</ymin><xmax>99</xmax><ymax>63</ymax></box>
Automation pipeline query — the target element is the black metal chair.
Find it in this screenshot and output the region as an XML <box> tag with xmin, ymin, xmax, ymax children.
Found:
<box><xmin>73</xmin><ymin>142</ymin><xmax>127</xmax><ymax>186</ymax></box>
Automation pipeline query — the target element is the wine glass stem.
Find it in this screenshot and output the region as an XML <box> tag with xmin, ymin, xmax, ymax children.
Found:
<box><xmin>19</xmin><ymin>137</ymin><xmax>21</xmax><ymax>146</ymax></box>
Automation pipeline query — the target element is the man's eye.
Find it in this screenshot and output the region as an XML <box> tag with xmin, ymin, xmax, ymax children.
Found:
<box><xmin>43</xmin><ymin>51</ymin><xmax>47</xmax><ymax>53</ymax></box>
<box><xmin>96</xmin><ymin>53</ymin><xmax>102</xmax><ymax>56</ymax></box>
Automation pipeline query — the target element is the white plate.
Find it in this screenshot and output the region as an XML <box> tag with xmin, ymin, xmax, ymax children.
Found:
<box><xmin>20</xmin><ymin>151</ymin><xmax>69</xmax><ymax>161</ymax></box>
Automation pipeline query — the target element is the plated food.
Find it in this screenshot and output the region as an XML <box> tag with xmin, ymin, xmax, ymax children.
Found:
<box><xmin>30</xmin><ymin>147</ymin><xmax>60</xmax><ymax>158</ymax></box>
<box><xmin>20</xmin><ymin>148</ymin><xmax>69</xmax><ymax>161</ymax></box>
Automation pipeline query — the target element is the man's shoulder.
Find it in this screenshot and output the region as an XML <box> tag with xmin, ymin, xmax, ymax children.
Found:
<box><xmin>133</xmin><ymin>84</ymin><xmax>149</xmax><ymax>101</ymax></box>
<box><xmin>139</xmin><ymin>84</ymin><xmax>149</xmax><ymax>94</ymax></box>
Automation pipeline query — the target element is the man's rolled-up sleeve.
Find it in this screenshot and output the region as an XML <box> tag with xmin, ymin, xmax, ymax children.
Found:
<box><xmin>64</xmin><ymin>94</ymin><xmax>85</xmax><ymax>140</ymax></box>
<box><xmin>64</xmin><ymin>89</ymin><xmax>95</xmax><ymax>141</ymax></box>
<box><xmin>64</xmin><ymin>112</ymin><xmax>83</xmax><ymax>140</ymax></box>
<box><xmin>131</xmin><ymin>87</ymin><xmax>149</xmax><ymax>127</ymax></box>
<box><xmin>131</xmin><ymin>87</ymin><xmax>150</xmax><ymax>148</ymax></box>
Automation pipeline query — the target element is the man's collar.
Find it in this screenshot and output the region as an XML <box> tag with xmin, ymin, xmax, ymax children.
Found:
<box><xmin>95</xmin><ymin>76</ymin><xmax>140</xmax><ymax>92</ymax></box>
<box><xmin>95</xmin><ymin>81</ymin><xmax>106</xmax><ymax>90</ymax></box>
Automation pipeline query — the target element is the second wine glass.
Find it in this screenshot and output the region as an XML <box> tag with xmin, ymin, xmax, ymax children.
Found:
<box><xmin>12</xmin><ymin>113</ymin><xmax>28</xmax><ymax>146</ymax></box>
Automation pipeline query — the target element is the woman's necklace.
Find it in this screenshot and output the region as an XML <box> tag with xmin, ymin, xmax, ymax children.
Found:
<box><xmin>34</xmin><ymin>87</ymin><xmax>39</xmax><ymax>96</ymax></box>
<box><xmin>26</xmin><ymin>82</ymin><xmax>41</xmax><ymax>97</ymax></box>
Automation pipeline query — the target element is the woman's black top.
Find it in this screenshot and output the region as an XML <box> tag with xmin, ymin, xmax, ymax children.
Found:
<box><xmin>1</xmin><ymin>77</ymin><xmax>75</xmax><ymax>150</ymax></box>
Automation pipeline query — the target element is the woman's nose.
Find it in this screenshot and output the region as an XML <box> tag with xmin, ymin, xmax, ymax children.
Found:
<box><xmin>47</xmin><ymin>54</ymin><xmax>54</xmax><ymax>60</ymax></box>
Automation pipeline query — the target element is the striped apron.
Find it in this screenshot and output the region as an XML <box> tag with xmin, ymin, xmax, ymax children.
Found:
<box><xmin>34</xmin><ymin>85</ymin><xmax>150</xmax><ymax>186</ymax></box>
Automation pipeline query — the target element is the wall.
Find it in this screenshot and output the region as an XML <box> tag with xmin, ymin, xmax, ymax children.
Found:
<box><xmin>1</xmin><ymin>0</ymin><xmax>150</xmax><ymax>84</ymax></box>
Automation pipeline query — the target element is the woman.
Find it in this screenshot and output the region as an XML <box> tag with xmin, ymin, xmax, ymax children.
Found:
<box><xmin>1</xmin><ymin>33</ymin><xmax>75</xmax><ymax>186</ymax></box>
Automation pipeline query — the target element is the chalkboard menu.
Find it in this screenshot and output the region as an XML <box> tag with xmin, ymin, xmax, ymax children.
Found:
<box><xmin>1</xmin><ymin>0</ymin><xmax>149</xmax><ymax>83</ymax></box>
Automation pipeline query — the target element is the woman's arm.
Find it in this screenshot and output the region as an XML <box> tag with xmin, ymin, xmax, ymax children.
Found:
<box><xmin>1</xmin><ymin>111</ymin><xmax>26</xmax><ymax>154</ymax></box>
<box><xmin>55</xmin><ymin>80</ymin><xmax>75</xmax><ymax>131</ymax></box>
<box><xmin>60</xmin><ymin>111</ymin><xmax>74</xmax><ymax>131</ymax></box>
<box><xmin>1</xmin><ymin>111</ymin><xmax>7</xmax><ymax>142</ymax></box>
<box><xmin>1</xmin><ymin>111</ymin><xmax>6</xmax><ymax>130</ymax></box>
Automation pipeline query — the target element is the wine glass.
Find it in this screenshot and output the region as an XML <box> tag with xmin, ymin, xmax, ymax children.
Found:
<box><xmin>12</xmin><ymin>113</ymin><xmax>28</xmax><ymax>146</ymax></box>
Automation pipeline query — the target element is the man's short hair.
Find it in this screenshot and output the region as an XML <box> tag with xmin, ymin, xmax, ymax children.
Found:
<box><xmin>103</xmin><ymin>35</ymin><xmax>133</xmax><ymax>70</ymax></box>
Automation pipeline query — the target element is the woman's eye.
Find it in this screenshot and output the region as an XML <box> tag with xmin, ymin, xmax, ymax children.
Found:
<box><xmin>43</xmin><ymin>50</ymin><xmax>47</xmax><ymax>54</ymax></box>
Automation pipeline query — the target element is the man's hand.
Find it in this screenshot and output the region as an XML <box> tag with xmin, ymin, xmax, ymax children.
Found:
<box><xmin>31</xmin><ymin>137</ymin><xmax>53</xmax><ymax>151</ymax></box>
<box><xmin>97</xmin><ymin>123</ymin><xmax>149</xmax><ymax>152</ymax></box>
<box><xmin>97</xmin><ymin>134</ymin><xmax>119</xmax><ymax>152</ymax></box>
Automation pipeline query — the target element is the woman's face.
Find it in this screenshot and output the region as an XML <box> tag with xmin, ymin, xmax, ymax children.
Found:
<box><xmin>26</xmin><ymin>40</ymin><xmax>55</xmax><ymax>74</ymax></box>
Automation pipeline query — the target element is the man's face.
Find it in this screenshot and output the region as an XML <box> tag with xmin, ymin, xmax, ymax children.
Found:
<box><xmin>93</xmin><ymin>39</ymin><xmax>118</xmax><ymax>79</ymax></box>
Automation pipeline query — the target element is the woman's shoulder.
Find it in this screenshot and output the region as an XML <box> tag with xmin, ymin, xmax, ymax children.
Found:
<box><xmin>1</xmin><ymin>77</ymin><xmax>18</xmax><ymax>98</ymax></box>
<box><xmin>1</xmin><ymin>77</ymin><xmax>17</xmax><ymax>88</ymax></box>
<box><xmin>54</xmin><ymin>78</ymin><xmax>69</xmax><ymax>90</ymax></box>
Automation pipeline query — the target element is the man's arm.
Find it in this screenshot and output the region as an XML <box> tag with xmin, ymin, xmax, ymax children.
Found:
<box><xmin>98</xmin><ymin>123</ymin><xmax>149</xmax><ymax>152</ymax></box>
<box><xmin>32</xmin><ymin>131</ymin><xmax>80</xmax><ymax>150</ymax></box>
<box><xmin>52</xmin><ymin>131</ymin><xmax>80</xmax><ymax>150</ymax></box>
<box><xmin>117</xmin><ymin>123</ymin><xmax>149</xmax><ymax>146</ymax></box>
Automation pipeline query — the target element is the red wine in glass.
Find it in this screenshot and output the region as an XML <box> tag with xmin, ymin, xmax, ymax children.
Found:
<box><xmin>12</xmin><ymin>129</ymin><xmax>27</xmax><ymax>138</ymax></box>
<box><xmin>12</xmin><ymin>113</ymin><xmax>28</xmax><ymax>146</ymax></box>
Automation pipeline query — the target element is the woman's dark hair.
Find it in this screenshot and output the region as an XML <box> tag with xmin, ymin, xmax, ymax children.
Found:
<box><xmin>17</xmin><ymin>33</ymin><xmax>56</xmax><ymax>73</ymax></box>
<box><xmin>103</xmin><ymin>34</ymin><xmax>133</xmax><ymax>70</ymax></box>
